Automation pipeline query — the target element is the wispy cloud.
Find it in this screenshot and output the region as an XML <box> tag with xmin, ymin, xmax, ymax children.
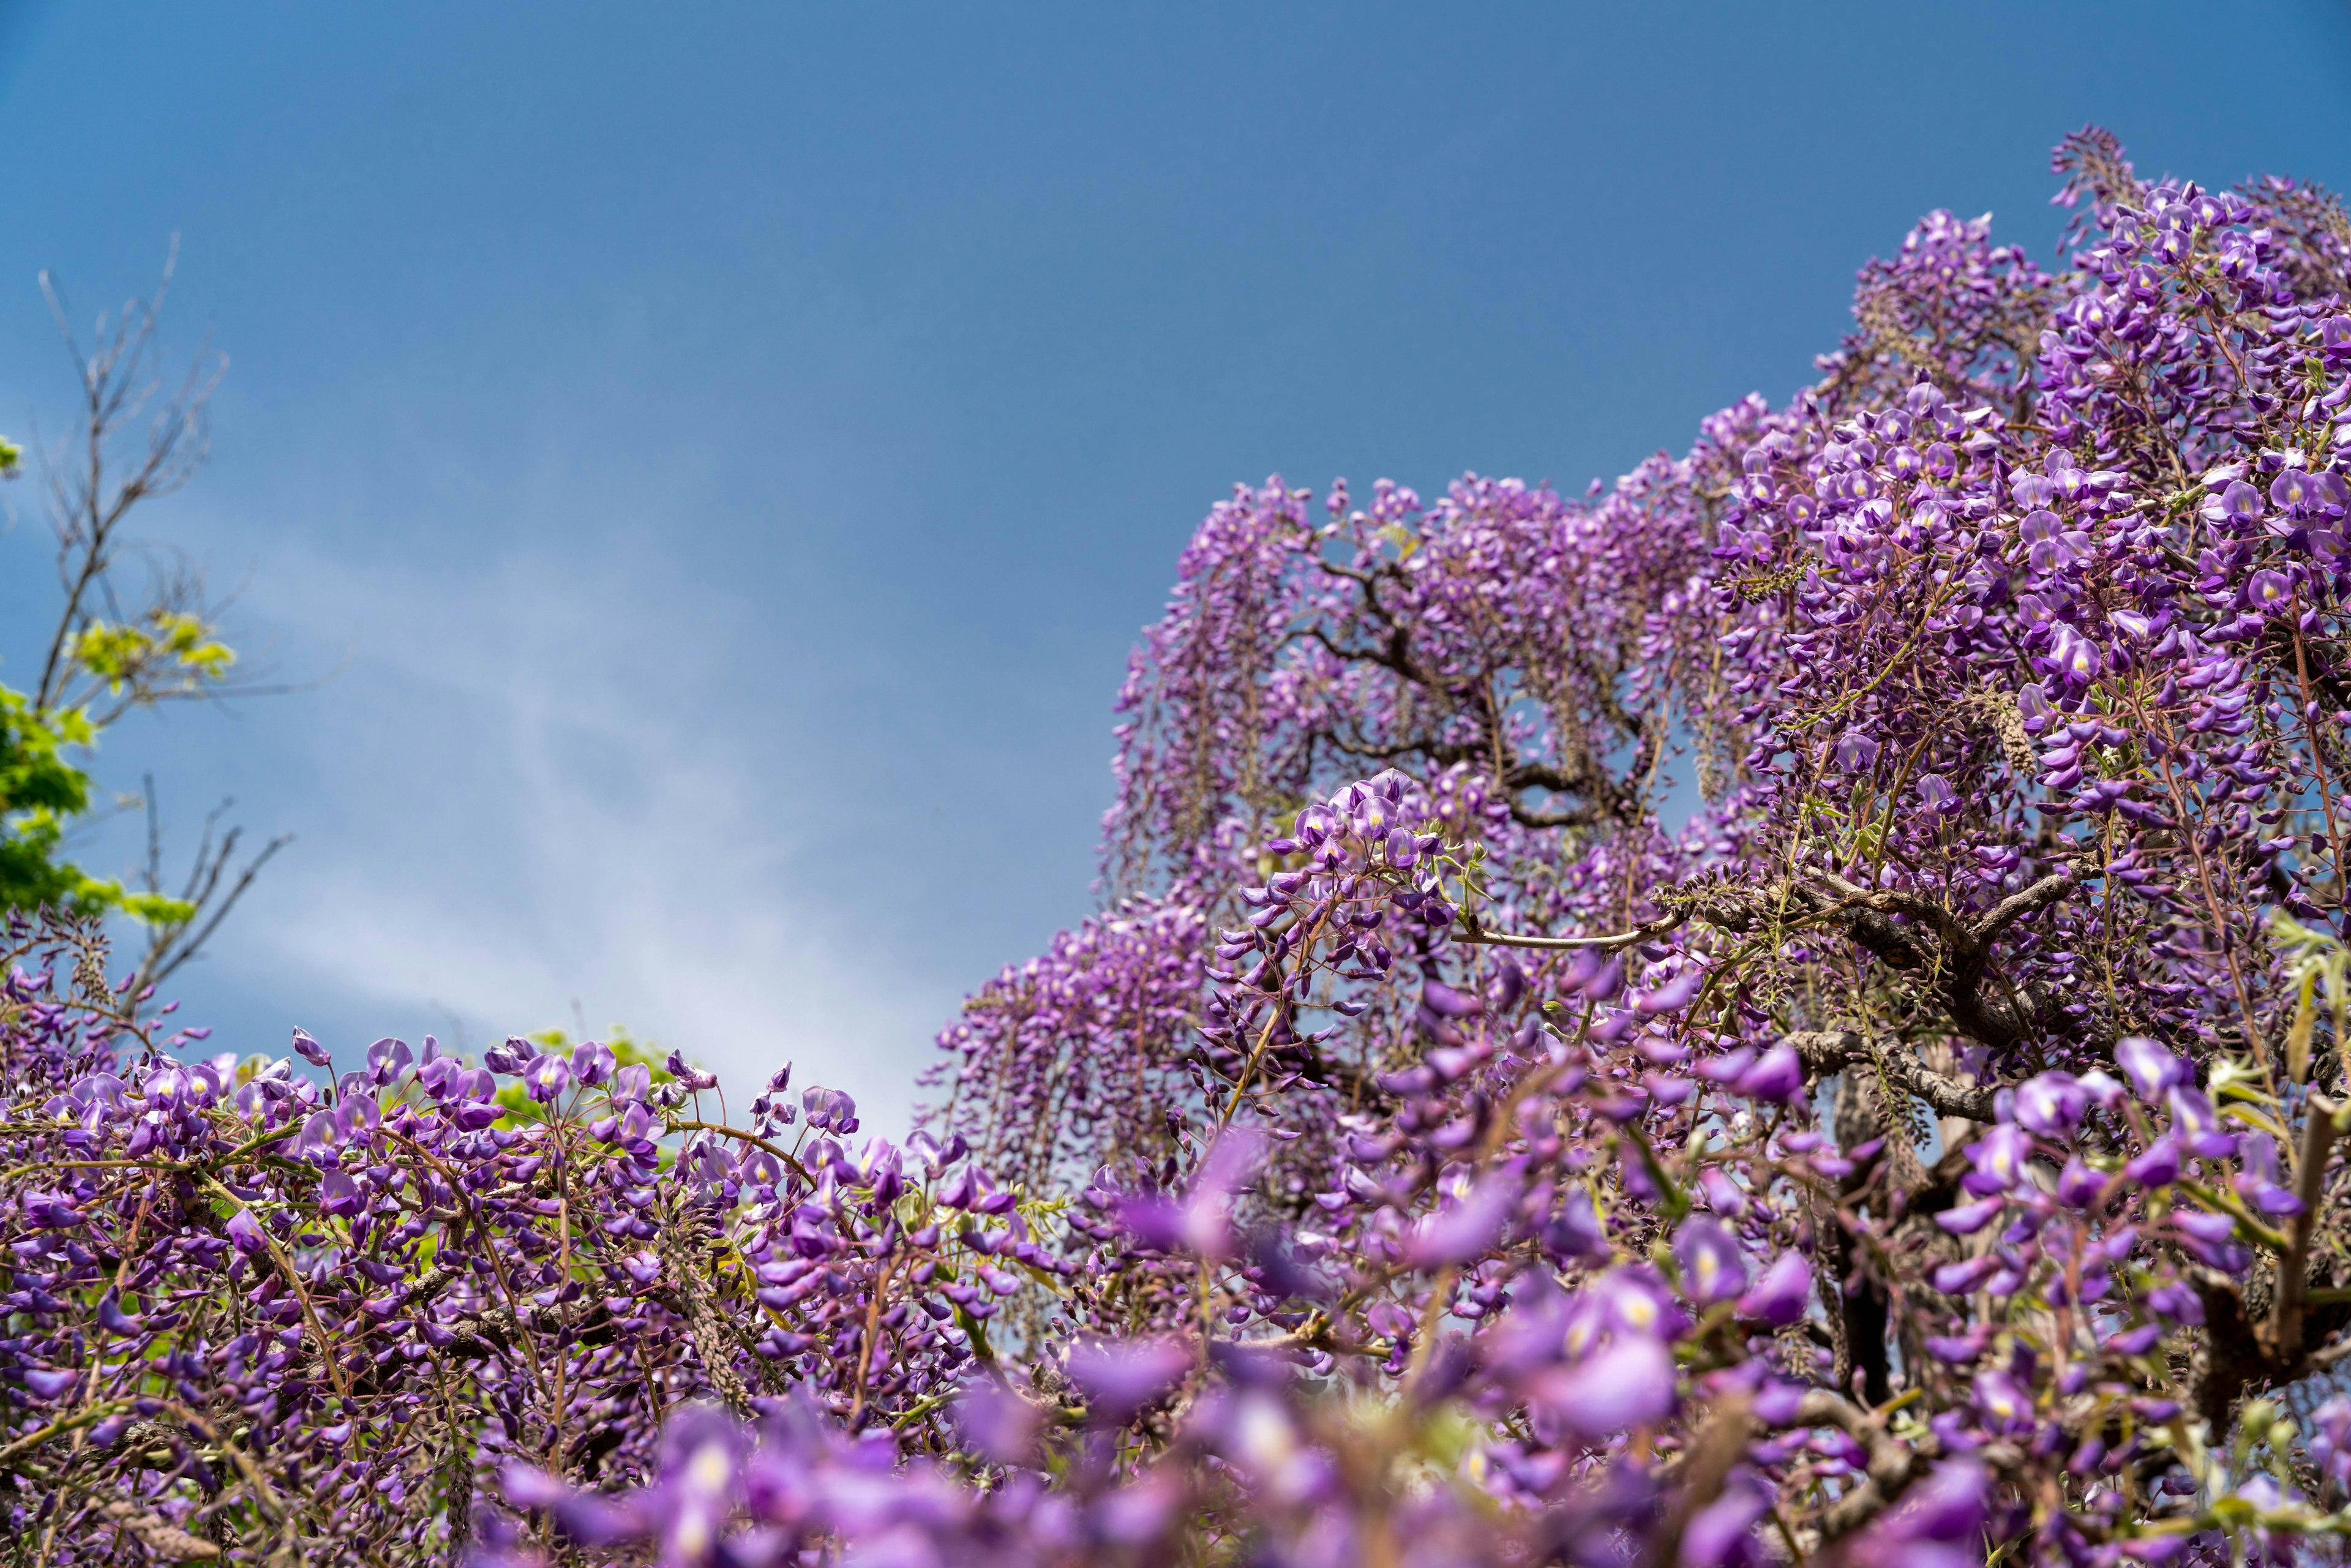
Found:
<box><xmin>220</xmin><ymin>531</ymin><xmax>952</xmax><ymax>1133</ymax></box>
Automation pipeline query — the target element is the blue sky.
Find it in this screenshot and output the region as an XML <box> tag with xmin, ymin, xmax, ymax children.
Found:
<box><xmin>1</xmin><ymin>2</ymin><xmax>2346</xmax><ymax>1129</ymax></box>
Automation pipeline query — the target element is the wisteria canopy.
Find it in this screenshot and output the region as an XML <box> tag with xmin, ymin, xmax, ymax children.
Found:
<box><xmin>11</xmin><ymin>128</ymin><xmax>2351</xmax><ymax>1566</ymax></box>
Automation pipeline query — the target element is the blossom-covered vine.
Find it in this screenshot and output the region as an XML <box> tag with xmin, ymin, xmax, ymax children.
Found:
<box><xmin>13</xmin><ymin>127</ymin><xmax>2351</xmax><ymax>1565</ymax></box>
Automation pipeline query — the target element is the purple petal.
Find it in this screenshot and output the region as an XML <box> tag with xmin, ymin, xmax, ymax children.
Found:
<box><xmin>1673</xmin><ymin>1217</ymin><xmax>1748</xmax><ymax>1306</ymax></box>
<box><xmin>1066</xmin><ymin>1337</ymin><xmax>1193</xmax><ymax>1423</ymax></box>
<box><xmin>1405</xmin><ymin>1174</ymin><xmax>1520</xmax><ymax>1269</ymax></box>
<box><xmin>2115</xmin><ymin>1035</ymin><xmax>2186</xmax><ymax>1099</ymax></box>
<box><xmin>1534</xmin><ymin>1334</ymin><xmax>1677</xmax><ymax>1439</ymax></box>
<box><xmin>225</xmin><ymin>1207</ymin><xmax>268</xmax><ymax>1256</ymax></box>
<box><xmin>1420</xmin><ymin>979</ymin><xmax>1484</xmax><ymax>1018</ymax></box>
<box><xmin>21</xmin><ymin>1368</ymin><xmax>77</xmax><ymax>1400</ymax></box>
<box><xmin>1733</xmin><ymin>1043</ymin><xmax>1804</xmax><ymax>1103</ymax></box>
<box><xmin>1633</xmin><ymin>967</ymin><xmax>1704</xmax><ymax>1016</ymax></box>
<box><xmin>1735</xmin><ymin>1250</ymin><xmax>1812</xmax><ymax>1327</ymax></box>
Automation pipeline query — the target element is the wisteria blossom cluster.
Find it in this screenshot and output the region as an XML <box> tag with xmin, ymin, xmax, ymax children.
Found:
<box><xmin>12</xmin><ymin>129</ymin><xmax>2351</xmax><ymax>1565</ymax></box>
<box><xmin>0</xmin><ymin>917</ymin><xmax>1075</xmax><ymax>1561</ymax></box>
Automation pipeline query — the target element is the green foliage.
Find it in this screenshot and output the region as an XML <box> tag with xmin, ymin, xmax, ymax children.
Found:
<box><xmin>0</xmin><ymin>688</ymin><xmax>109</xmax><ymax>915</ymax></box>
<box><xmin>0</xmin><ymin>658</ymin><xmax>213</xmax><ymax>929</ymax></box>
<box><xmin>0</xmin><ymin>437</ymin><xmax>126</xmax><ymax>913</ymax></box>
<box><xmin>2271</xmin><ymin>910</ymin><xmax>2351</xmax><ymax>1086</ymax></box>
<box><xmin>71</xmin><ymin>610</ymin><xmax>236</xmax><ymax>697</ymax></box>
<box><xmin>0</xmin><ymin>689</ymin><xmax>203</xmax><ymax>925</ymax></box>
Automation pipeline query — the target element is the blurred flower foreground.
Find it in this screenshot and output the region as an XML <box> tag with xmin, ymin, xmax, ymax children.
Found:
<box><xmin>14</xmin><ymin>128</ymin><xmax>2351</xmax><ymax>1566</ymax></box>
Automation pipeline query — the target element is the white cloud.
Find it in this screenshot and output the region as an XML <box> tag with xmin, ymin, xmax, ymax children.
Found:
<box><xmin>219</xmin><ymin>530</ymin><xmax>951</xmax><ymax>1133</ymax></box>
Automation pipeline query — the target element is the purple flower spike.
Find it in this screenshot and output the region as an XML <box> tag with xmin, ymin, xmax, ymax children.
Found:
<box><xmin>0</xmin><ymin>135</ymin><xmax>2342</xmax><ymax>1567</ymax></box>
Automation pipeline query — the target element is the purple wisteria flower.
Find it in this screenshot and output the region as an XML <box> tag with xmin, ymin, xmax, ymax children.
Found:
<box><xmin>14</xmin><ymin>126</ymin><xmax>2351</xmax><ymax>1566</ymax></box>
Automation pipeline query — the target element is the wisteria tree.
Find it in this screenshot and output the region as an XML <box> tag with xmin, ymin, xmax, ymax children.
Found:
<box><xmin>7</xmin><ymin>128</ymin><xmax>2351</xmax><ymax>1566</ymax></box>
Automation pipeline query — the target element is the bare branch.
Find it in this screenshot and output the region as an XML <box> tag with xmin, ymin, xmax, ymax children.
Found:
<box><xmin>1790</xmin><ymin>1389</ymin><xmax>1922</xmax><ymax>1539</ymax></box>
<box><xmin>31</xmin><ymin>243</ymin><xmax>228</xmax><ymax>716</ymax></box>
<box><xmin>127</xmin><ymin>783</ymin><xmax>293</xmax><ymax>995</ymax></box>
<box><xmin>1968</xmin><ymin>871</ymin><xmax>2075</xmax><ymax>945</ymax></box>
<box><xmin>1455</xmin><ymin>910</ymin><xmax>1687</xmax><ymax>953</ymax></box>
